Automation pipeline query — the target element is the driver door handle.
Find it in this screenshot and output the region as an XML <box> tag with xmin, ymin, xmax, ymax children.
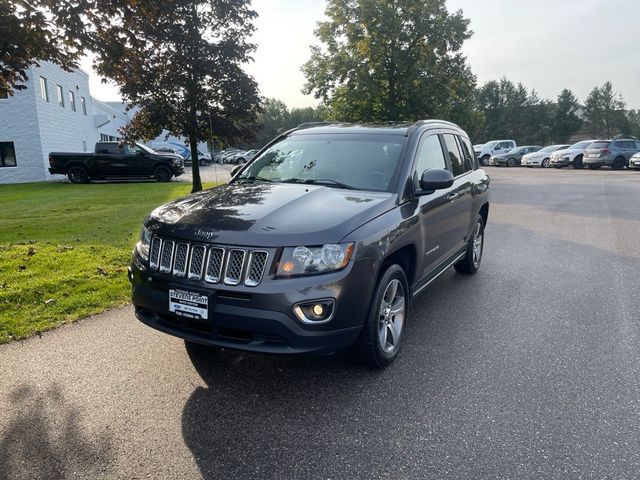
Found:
<box><xmin>447</xmin><ymin>192</ymin><xmax>460</xmax><ymax>201</ymax></box>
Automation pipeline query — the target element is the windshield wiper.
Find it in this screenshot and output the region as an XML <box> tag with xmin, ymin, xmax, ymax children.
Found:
<box><xmin>237</xmin><ymin>176</ymin><xmax>273</xmax><ymax>183</ymax></box>
<box><xmin>281</xmin><ymin>178</ymin><xmax>357</xmax><ymax>190</ymax></box>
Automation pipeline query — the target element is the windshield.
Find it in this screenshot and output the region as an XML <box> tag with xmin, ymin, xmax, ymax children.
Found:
<box><xmin>236</xmin><ymin>133</ymin><xmax>406</xmax><ymax>192</ymax></box>
<box><xmin>482</xmin><ymin>141</ymin><xmax>498</xmax><ymax>149</ymax></box>
<box><xmin>570</xmin><ymin>141</ymin><xmax>594</xmax><ymax>150</ymax></box>
<box><xmin>589</xmin><ymin>142</ymin><xmax>610</xmax><ymax>149</ymax></box>
<box><xmin>136</xmin><ymin>143</ymin><xmax>155</xmax><ymax>154</ymax></box>
<box><xmin>539</xmin><ymin>145</ymin><xmax>560</xmax><ymax>153</ymax></box>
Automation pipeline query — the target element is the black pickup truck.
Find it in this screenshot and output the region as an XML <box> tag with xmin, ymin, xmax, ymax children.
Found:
<box><xmin>129</xmin><ymin>121</ymin><xmax>490</xmax><ymax>368</ymax></box>
<box><xmin>49</xmin><ymin>142</ymin><xmax>185</xmax><ymax>183</ymax></box>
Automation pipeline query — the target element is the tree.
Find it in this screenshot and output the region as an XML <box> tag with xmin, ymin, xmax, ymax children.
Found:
<box><xmin>302</xmin><ymin>0</ymin><xmax>477</xmax><ymax>128</ymax></box>
<box><xmin>552</xmin><ymin>89</ymin><xmax>582</xmax><ymax>143</ymax></box>
<box><xmin>627</xmin><ymin>110</ymin><xmax>640</xmax><ymax>139</ymax></box>
<box><xmin>0</xmin><ymin>0</ymin><xmax>88</xmax><ymax>96</ymax></box>
<box><xmin>584</xmin><ymin>82</ymin><xmax>626</xmax><ymax>138</ymax></box>
<box><xmin>253</xmin><ymin>99</ymin><xmax>328</xmax><ymax>148</ymax></box>
<box><xmin>91</xmin><ymin>0</ymin><xmax>261</xmax><ymax>192</ymax></box>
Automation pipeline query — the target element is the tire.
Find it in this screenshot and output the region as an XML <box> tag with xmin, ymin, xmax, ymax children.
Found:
<box><xmin>199</xmin><ymin>159</ymin><xmax>207</xmax><ymax>166</ymax></box>
<box><xmin>481</xmin><ymin>155</ymin><xmax>490</xmax><ymax>166</ymax></box>
<box><xmin>154</xmin><ymin>165</ymin><xmax>173</xmax><ymax>182</ymax></box>
<box><xmin>67</xmin><ymin>166</ymin><xmax>90</xmax><ymax>184</ymax></box>
<box><xmin>237</xmin><ymin>158</ymin><xmax>246</xmax><ymax>164</ymax></box>
<box><xmin>588</xmin><ymin>165</ymin><xmax>600</xmax><ymax>170</ymax></box>
<box><xmin>507</xmin><ymin>158</ymin><xmax>517</xmax><ymax>167</ymax></box>
<box><xmin>454</xmin><ymin>215</ymin><xmax>485</xmax><ymax>275</ymax></box>
<box><xmin>541</xmin><ymin>158</ymin><xmax>550</xmax><ymax>168</ymax></box>
<box><xmin>572</xmin><ymin>155</ymin><xmax>584</xmax><ymax>169</ymax></box>
<box><xmin>612</xmin><ymin>156</ymin><xmax>626</xmax><ymax>170</ymax></box>
<box><xmin>354</xmin><ymin>265</ymin><xmax>409</xmax><ymax>368</ymax></box>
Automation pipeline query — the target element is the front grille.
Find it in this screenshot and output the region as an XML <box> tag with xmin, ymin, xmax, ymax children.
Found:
<box><xmin>159</xmin><ymin>241</ymin><xmax>175</xmax><ymax>273</ymax></box>
<box><xmin>245</xmin><ymin>251</ymin><xmax>268</xmax><ymax>287</ymax></box>
<box><xmin>224</xmin><ymin>249</ymin><xmax>246</xmax><ymax>286</ymax></box>
<box><xmin>148</xmin><ymin>236</ymin><xmax>268</xmax><ymax>287</ymax></box>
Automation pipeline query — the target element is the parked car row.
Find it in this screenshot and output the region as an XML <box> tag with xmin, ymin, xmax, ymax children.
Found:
<box><xmin>476</xmin><ymin>138</ymin><xmax>640</xmax><ymax>170</ymax></box>
<box><xmin>214</xmin><ymin>149</ymin><xmax>259</xmax><ymax>164</ymax></box>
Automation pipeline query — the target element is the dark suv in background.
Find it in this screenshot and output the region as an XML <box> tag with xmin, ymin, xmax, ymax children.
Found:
<box><xmin>583</xmin><ymin>139</ymin><xmax>640</xmax><ymax>170</ymax></box>
<box><xmin>129</xmin><ymin>121</ymin><xmax>490</xmax><ymax>368</ymax></box>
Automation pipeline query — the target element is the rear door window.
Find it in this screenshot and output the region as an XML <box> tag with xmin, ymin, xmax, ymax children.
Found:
<box><xmin>458</xmin><ymin>136</ymin><xmax>476</xmax><ymax>170</ymax></box>
<box><xmin>443</xmin><ymin>134</ymin><xmax>468</xmax><ymax>177</ymax></box>
<box><xmin>590</xmin><ymin>142</ymin><xmax>610</xmax><ymax>149</ymax></box>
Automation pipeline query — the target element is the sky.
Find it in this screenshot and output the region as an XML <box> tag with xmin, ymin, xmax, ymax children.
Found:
<box><xmin>83</xmin><ymin>0</ymin><xmax>640</xmax><ymax>109</ymax></box>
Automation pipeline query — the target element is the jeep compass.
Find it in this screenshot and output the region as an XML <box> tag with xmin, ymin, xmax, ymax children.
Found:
<box><xmin>129</xmin><ymin>121</ymin><xmax>490</xmax><ymax>368</ymax></box>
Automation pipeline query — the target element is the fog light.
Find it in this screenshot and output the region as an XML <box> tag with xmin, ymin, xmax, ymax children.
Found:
<box><xmin>293</xmin><ymin>300</ymin><xmax>335</xmax><ymax>324</ymax></box>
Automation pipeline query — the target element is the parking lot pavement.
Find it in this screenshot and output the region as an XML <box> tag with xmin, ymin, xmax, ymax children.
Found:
<box><xmin>2</xmin><ymin>167</ymin><xmax>640</xmax><ymax>479</ymax></box>
<box><xmin>179</xmin><ymin>163</ymin><xmax>234</xmax><ymax>184</ymax></box>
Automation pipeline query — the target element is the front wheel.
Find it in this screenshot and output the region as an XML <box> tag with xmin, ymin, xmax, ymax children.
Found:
<box><xmin>481</xmin><ymin>155</ymin><xmax>490</xmax><ymax>166</ymax></box>
<box><xmin>455</xmin><ymin>215</ymin><xmax>485</xmax><ymax>275</ymax></box>
<box><xmin>199</xmin><ymin>159</ymin><xmax>207</xmax><ymax>166</ymax></box>
<box><xmin>507</xmin><ymin>158</ymin><xmax>517</xmax><ymax>167</ymax></box>
<box><xmin>355</xmin><ymin>265</ymin><xmax>408</xmax><ymax>368</ymax></box>
<box><xmin>154</xmin><ymin>165</ymin><xmax>173</xmax><ymax>182</ymax></box>
<box><xmin>541</xmin><ymin>158</ymin><xmax>550</xmax><ymax>168</ymax></box>
<box><xmin>573</xmin><ymin>155</ymin><xmax>584</xmax><ymax>169</ymax></box>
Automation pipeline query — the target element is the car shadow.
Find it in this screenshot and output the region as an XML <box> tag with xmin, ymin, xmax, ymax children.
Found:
<box><xmin>0</xmin><ymin>384</ymin><xmax>114</xmax><ymax>479</ymax></box>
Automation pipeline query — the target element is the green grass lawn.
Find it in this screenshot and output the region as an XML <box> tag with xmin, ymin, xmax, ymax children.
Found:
<box><xmin>0</xmin><ymin>180</ymin><xmax>216</xmax><ymax>343</ymax></box>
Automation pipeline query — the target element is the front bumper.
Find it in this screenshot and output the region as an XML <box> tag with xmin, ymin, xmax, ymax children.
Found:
<box><xmin>550</xmin><ymin>158</ymin><xmax>571</xmax><ymax>167</ymax></box>
<box><xmin>523</xmin><ymin>157</ymin><xmax>543</xmax><ymax>166</ymax></box>
<box><xmin>629</xmin><ymin>158</ymin><xmax>640</xmax><ymax>169</ymax></box>
<box><xmin>128</xmin><ymin>254</ymin><xmax>374</xmax><ymax>354</ymax></box>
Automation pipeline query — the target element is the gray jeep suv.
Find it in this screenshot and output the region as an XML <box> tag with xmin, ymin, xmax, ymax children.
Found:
<box><xmin>129</xmin><ymin>121</ymin><xmax>490</xmax><ymax>368</ymax></box>
<box><xmin>583</xmin><ymin>139</ymin><xmax>640</xmax><ymax>170</ymax></box>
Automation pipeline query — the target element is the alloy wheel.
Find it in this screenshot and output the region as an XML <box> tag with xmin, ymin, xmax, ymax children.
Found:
<box><xmin>378</xmin><ymin>279</ymin><xmax>406</xmax><ymax>354</ymax></box>
<box><xmin>472</xmin><ymin>221</ymin><xmax>484</xmax><ymax>268</ymax></box>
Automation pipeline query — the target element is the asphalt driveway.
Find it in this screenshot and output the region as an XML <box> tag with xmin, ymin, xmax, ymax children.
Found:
<box><xmin>2</xmin><ymin>167</ymin><xmax>640</xmax><ymax>479</ymax></box>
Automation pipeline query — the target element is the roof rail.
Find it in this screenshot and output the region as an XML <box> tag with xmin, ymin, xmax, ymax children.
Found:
<box><xmin>294</xmin><ymin>121</ymin><xmax>343</xmax><ymax>130</ymax></box>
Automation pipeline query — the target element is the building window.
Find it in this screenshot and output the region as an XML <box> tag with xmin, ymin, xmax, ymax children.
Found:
<box><xmin>0</xmin><ymin>142</ymin><xmax>17</xmax><ymax>167</ymax></box>
<box><xmin>56</xmin><ymin>85</ymin><xmax>64</xmax><ymax>107</ymax></box>
<box><xmin>81</xmin><ymin>96</ymin><xmax>87</xmax><ymax>115</ymax></box>
<box><xmin>39</xmin><ymin>77</ymin><xmax>49</xmax><ymax>102</ymax></box>
<box><xmin>100</xmin><ymin>133</ymin><xmax>109</xmax><ymax>141</ymax></box>
<box><xmin>69</xmin><ymin>91</ymin><xmax>76</xmax><ymax>112</ymax></box>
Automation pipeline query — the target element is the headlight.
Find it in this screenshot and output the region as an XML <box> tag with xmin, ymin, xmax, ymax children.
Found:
<box><xmin>276</xmin><ymin>243</ymin><xmax>354</xmax><ymax>277</ymax></box>
<box><xmin>136</xmin><ymin>226</ymin><xmax>152</xmax><ymax>260</ymax></box>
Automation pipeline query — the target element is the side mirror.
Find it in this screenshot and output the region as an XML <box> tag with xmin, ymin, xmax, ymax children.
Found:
<box><xmin>230</xmin><ymin>165</ymin><xmax>243</xmax><ymax>177</ymax></box>
<box><xmin>417</xmin><ymin>169</ymin><xmax>454</xmax><ymax>195</ymax></box>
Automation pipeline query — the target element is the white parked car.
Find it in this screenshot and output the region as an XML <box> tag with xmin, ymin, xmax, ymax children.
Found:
<box><xmin>521</xmin><ymin>144</ymin><xmax>571</xmax><ymax>168</ymax></box>
<box><xmin>548</xmin><ymin>140</ymin><xmax>599</xmax><ymax>169</ymax></box>
<box><xmin>474</xmin><ymin>140</ymin><xmax>517</xmax><ymax>166</ymax></box>
<box><xmin>629</xmin><ymin>151</ymin><xmax>640</xmax><ymax>170</ymax></box>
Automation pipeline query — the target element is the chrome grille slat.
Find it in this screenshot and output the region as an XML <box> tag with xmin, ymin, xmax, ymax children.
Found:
<box><xmin>224</xmin><ymin>249</ymin><xmax>246</xmax><ymax>286</ymax></box>
<box><xmin>149</xmin><ymin>236</ymin><xmax>162</xmax><ymax>269</ymax></box>
<box><xmin>149</xmin><ymin>236</ymin><xmax>268</xmax><ymax>286</ymax></box>
<box><xmin>159</xmin><ymin>240</ymin><xmax>175</xmax><ymax>273</ymax></box>
<box><xmin>172</xmin><ymin>243</ymin><xmax>189</xmax><ymax>277</ymax></box>
<box><xmin>245</xmin><ymin>251</ymin><xmax>268</xmax><ymax>287</ymax></box>
<box><xmin>188</xmin><ymin>245</ymin><xmax>206</xmax><ymax>280</ymax></box>
<box><xmin>205</xmin><ymin>247</ymin><xmax>225</xmax><ymax>283</ymax></box>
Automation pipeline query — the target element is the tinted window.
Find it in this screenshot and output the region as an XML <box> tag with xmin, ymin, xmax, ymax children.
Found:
<box><xmin>590</xmin><ymin>142</ymin><xmax>610</xmax><ymax>149</ymax></box>
<box><xmin>97</xmin><ymin>143</ymin><xmax>121</xmax><ymax>154</ymax></box>
<box><xmin>414</xmin><ymin>134</ymin><xmax>447</xmax><ymax>181</ymax></box>
<box><xmin>238</xmin><ymin>133</ymin><xmax>406</xmax><ymax>192</ymax></box>
<box><xmin>458</xmin><ymin>136</ymin><xmax>476</xmax><ymax>170</ymax></box>
<box><xmin>443</xmin><ymin>134</ymin><xmax>467</xmax><ymax>176</ymax></box>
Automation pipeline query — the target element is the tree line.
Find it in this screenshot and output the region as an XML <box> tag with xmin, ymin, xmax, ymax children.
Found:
<box><xmin>2</xmin><ymin>0</ymin><xmax>639</xmax><ymax>191</ymax></box>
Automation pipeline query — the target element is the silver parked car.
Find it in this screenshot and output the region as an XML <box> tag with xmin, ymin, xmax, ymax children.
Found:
<box><xmin>521</xmin><ymin>145</ymin><xmax>571</xmax><ymax>168</ymax></box>
<box><xmin>583</xmin><ymin>139</ymin><xmax>640</xmax><ymax>170</ymax></box>
<box><xmin>628</xmin><ymin>151</ymin><xmax>640</xmax><ymax>170</ymax></box>
<box><xmin>549</xmin><ymin>140</ymin><xmax>599</xmax><ymax>169</ymax></box>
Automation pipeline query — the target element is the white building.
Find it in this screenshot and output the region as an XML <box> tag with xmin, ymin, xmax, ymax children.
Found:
<box><xmin>0</xmin><ymin>62</ymin><xmax>130</xmax><ymax>184</ymax></box>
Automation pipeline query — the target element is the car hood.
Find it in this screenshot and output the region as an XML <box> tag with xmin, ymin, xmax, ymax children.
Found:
<box><xmin>552</xmin><ymin>148</ymin><xmax>577</xmax><ymax>156</ymax></box>
<box><xmin>147</xmin><ymin>182</ymin><xmax>397</xmax><ymax>246</ymax></box>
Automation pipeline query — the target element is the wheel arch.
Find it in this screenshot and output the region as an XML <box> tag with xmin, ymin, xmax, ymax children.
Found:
<box><xmin>64</xmin><ymin>162</ymin><xmax>89</xmax><ymax>174</ymax></box>
<box><xmin>376</xmin><ymin>244</ymin><xmax>417</xmax><ymax>295</ymax></box>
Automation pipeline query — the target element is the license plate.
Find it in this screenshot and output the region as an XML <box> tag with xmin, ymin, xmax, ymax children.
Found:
<box><xmin>588</xmin><ymin>153</ymin><xmax>599</xmax><ymax>158</ymax></box>
<box><xmin>169</xmin><ymin>289</ymin><xmax>209</xmax><ymax>320</ymax></box>
<box><xmin>634</xmin><ymin>161</ymin><xmax>640</xmax><ymax>165</ymax></box>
